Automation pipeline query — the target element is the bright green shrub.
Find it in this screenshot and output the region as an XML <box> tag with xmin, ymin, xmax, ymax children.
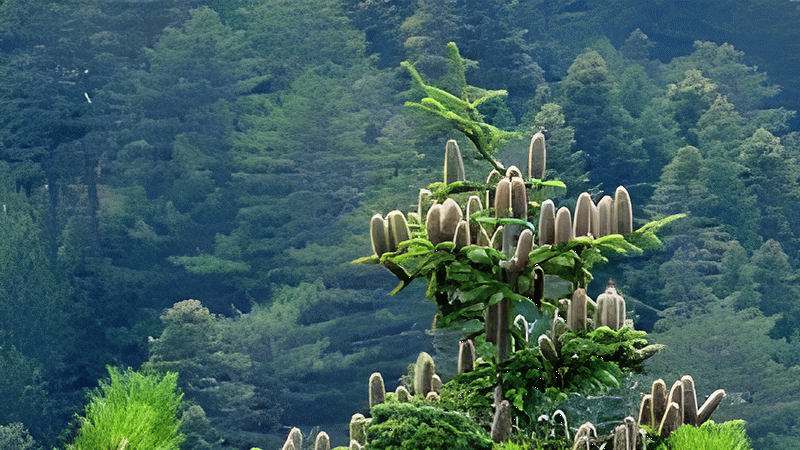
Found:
<box><xmin>366</xmin><ymin>402</ymin><xmax>492</xmax><ymax>450</ymax></box>
<box><xmin>68</xmin><ymin>366</ymin><xmax>184</xmax><ymax>450</ymax></box>
<box><xmin>667</xmin><ymin>420</ymin><xmax>752</xmax><ymax>450</ymax></box>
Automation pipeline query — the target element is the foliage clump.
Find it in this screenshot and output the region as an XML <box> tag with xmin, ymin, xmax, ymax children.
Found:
<box><xmin>67</xmin><ymin>366</ymin><xmax>184</xmax><ymax>450</ymax></box>
<box><xmin>660</xmin><ymin>420</ymin><xmax>752</xmax><ymax>450</ymax></box>
<box><xmin>438</xmin><ymin>326</ymin><xmax>656</xmax><ymax>432</ymax></box>
<box><xmin>403</xmin><ymin>42</ymin><xmax>519</xmax><ymax>172</ymax></box>
<box><xmin>366</xmin><ymin>402</ymin><xmax>493</xmax><ymax>450</ymax></box>
<box><xmin>0</xmin><ymin>423</ymin><xmax>38</xmax><ymax>450</ymax></box>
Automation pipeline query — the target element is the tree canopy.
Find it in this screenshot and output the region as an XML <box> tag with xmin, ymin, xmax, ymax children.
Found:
<box><xmin>1</xmin><ymin>0</ymin><xmax>800</xmax><ymax>448</ymax></box>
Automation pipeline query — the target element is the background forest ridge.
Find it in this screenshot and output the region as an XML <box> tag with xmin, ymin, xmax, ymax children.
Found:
<box><xmin>1</xmin><ymin>0</ymin><xmax>800</xmax><ymax>449</ymax></box>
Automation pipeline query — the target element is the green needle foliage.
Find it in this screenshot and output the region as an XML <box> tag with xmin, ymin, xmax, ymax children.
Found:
<box><xmin>402</xmin><ymin>42</ymin><xmax>520</xmax><ymax>172</ymax></box>
<box><xmin>68</xmin><ymin>366</ymin><xmax>184</xmax><ymax>450</ymax></box>
<box><xmin>663</xmin><ymin>420</ymin><xmax>752</xmax><ymax>450</ymax></box>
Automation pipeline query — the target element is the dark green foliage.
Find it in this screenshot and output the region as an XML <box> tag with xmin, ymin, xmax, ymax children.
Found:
<box><xmin>695</xmin><ymin>96</ymin><xmax>748</xmax><ymax>158</ymax></box>
<box><xmin>0</xmin><ymin>165</ymin><xmax>79</xmax><ymax>442</ymax></box>
<box><xmin>439</xmin><ymin>327</ymin><xmax>655</xmax><ymax>431</ymax></box>
<box><xmin>366</xmin><ymin>402</ymin><xmax>493</xmax><ymax>450</ymax></box>
<box><xmin>0</xmin><ymin>345</ymin><xmax>50</xmax><ymax>436</ymax></box>
<box><xmin>146</xmin><ymin>282</ymin><xmax>433</xmax><ymax>446</ymax></box>
<box><xmin>558</xmin><ymin>49</ymin><xmax>642</xmax><ymax>188</ymax></box>
<box><xmin>3</xmin><ymin>0</ymin><xmax>800</xmax><ymax>447</ymax></box>
<box><xmin>244</xmin><ymin>0</ymin><xmax>368</xmax><ymax>88</ymax></box>
<box><xmin>649</xmin><ymin>146</ymin><xmax>706</xmax><ymax>216</ymax></box>
<box><xmin>738</xmin><ymin>128</ymin><xmax>800</xmax><ymax>255</ymax></box>
<box><xmin>0</xmin><ymin>169</ymin><xmax>74</xmax><ymax>368</ymax></box>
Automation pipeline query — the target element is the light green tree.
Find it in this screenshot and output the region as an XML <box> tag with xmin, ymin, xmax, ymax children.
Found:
<box><xmin>68</xmin><ymin>367</ymin><xmax>184</xmax><ymax>450</ymax></box>
<box><xmin>667</xmin><ymin>41</ymin><xmax>781</xmax><ymax>112</ymax></box>
<box><xmin>666</xmin><ymin>69</ymin><xmax>718</xmax><ymax>143</ymax></box>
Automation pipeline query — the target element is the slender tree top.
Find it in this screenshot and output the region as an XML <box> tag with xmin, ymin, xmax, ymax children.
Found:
<box><xmin>402</xmin><ymin>42</ymin><xmax>520</xmax><ymax>173</ymax></box>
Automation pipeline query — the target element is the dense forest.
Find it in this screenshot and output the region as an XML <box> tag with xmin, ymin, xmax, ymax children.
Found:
<box><xmin>2</xmin><ymin>0</ymin><xmax>800</xmax><ymax>449</ymax></box>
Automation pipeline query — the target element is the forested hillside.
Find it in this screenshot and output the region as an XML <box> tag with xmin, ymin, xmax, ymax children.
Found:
<box><xmin>1</xmin><ymin>0</ymin><xmax>800</xmax><ymax>449</ymax></box>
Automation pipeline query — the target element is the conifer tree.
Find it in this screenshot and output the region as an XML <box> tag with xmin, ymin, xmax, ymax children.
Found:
<box><xmin>649</xmin><ymin>146</ymin><xmax>708</xmax><ymax>217</ymax></box>
<box><xmin>738</xmin><ymin>128</ymin><xmax>800</xmax><ymax>251</ymax></box>
<box><xmin>666</xmin><ymin>69</ymin><xmax>719</xmax><ymax>144</ymax></box>
<box><xmin>560</xmin><ymin>50</ymin><xmax>640</xmax><ymax>188</ymax></box>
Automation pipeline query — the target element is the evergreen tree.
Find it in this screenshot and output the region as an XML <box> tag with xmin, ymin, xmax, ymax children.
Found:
<box><xmin>697</xmin><ymin>155</ymin><xmax>759</xmax><ymax>248</ymax></box>
<box><xmin>695</xmin><ymin>95</ymin><xmax>748</xmax><ymax>158</ymax></box>
<box><xmin>620</xmin><ymin>28</ymin><xmax>655</xmax><ymax>61</ymax></box>
<box><xmin>649</xmin><ymin>145</ymin><xmax>708</xmax><ymax>217</ymax></box>
<box><xmin>67</xmin><ymin>367</ymin><xmax>184</xmax><ymax>450</ymax></box>
<box><xmin>714</xmin><ymin>240</ymin><xmax>750</xmax><ymax>299</ymax></box>
<box><xmin>633</xmin><ymin>97</ymin><xmax>683</xmax><ymax>173</ymax></box>
<box><xmin>667</xmin><ymin>41</ymin><xmax>781</xmax><ymax>112</ymax></box>
<box><xmin>747</xmin><ymin>239</ymin><xmax>796</xmax><ymax>318</ymax></box>
<box><xmin>559</xmin><ymin>50</ymin><xmax>642</xmax><ymax>189</ymax></box>
<box><xmin>618</xmin><ymin>64</ymin><xmax>662</xmax><ymax>118</ymax></box>
<box><xmin>738</xmin><ymin>128</ymin><xmax>800</xmax><ymax>252</ymax></box>
<box><xmin>666</xmin><ymin>69</ymin><xmax>718</xmax><ymax>144</ymax></box>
